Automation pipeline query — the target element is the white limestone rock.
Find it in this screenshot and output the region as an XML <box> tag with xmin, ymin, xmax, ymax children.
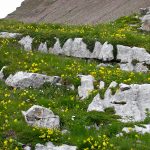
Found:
<box><xmin>119</xmin><ymin>63</ymin><xmax>134</xmax><ymax>72</ymax></box>
<box><xmin>0</xmin><ymin>66</ymin><xmax>7</xmax><ymax>80</ymax></box>
<box><xmin>141</xmin><ymin>14</ymin><xmax>150</xmax><ymax>31</ymax></box>
<box><xmin>87</xmin><ymin>83</ymin><xmax>150</xmax><ymax>122</ymax></box>
<box><xmin>119</xmin><ymin>62</ymin><xmax>149</xmax><ymax>72</ymax></box>
<box><xmin>62</xmin><ymin>38</ymin><xmax>73</xmax><ymax>56</ymax></box>
<box><xmin>70</xmin><ymin>38</ymin><xmax>91</xmax><ymax>58</ymax></box>
<box><xmin>22</xmin><ymin>105</ymin><xmax>60</xmax><ymax>129</ymax></box>
<box><xmin>35</xmin><ymin>142</ymin><xmax>77</xmax><ymax>150</ymax></box>
<box><xmin>5</xmin><ymin>71</ymin><xmax>61</xmax><ymax>89</ymax></box>
<box><xmin>87</xmin><ymin>94</ymin><xmax>104</xmax><ymax>112</ymax></box>
<box><xmin>109</xmin><ymin>81</ymin><xmax>118</xmax><ymax>88</ymax></box>
<box><xmin>99</xmin><ymin>81</ymin><xmax>105</xmax><ymax>89</ymax></box>
<box><xmin>19</xmin><ymin>36</ymin><xmax>33</xmax><ymax>51</ymax></box>
<box><xmin>99</xmin><ymin>42</ymin><xmax>114</xmax><ymax>61</ymax></box>
<box><xmin>78</xmin><ymin>75</ymin><xmax>94</xmax><ymax>99</ymax></box>
<box><xmin>117</xmin><ymin>45</ymin><xmax>150</xmax><ymax>64</ymax></box>
<box><xmin>134</xmin><ymin>63</ymin><xmax>149</xmax><ymax>72</ymax></box>
<box><xmin>122</xmin><ymin>124</ymin><xmax>150</xmax><ymax>134</ymax></box>
<box><xmin>91</xmin><ymin>41</ymin><xmax>102</xmax><ymax>59</ymax></box>
<box><xmin>38</xmin><ymin>42</ymin><xmax>48</xmax><ymax>53</ymax></box>
<box><xmin>50</xmin><ymin>38</ymin><xmax>63</xmax><ymax>55</ymax></box>
<box><xmin>0</xmin><ymin>32</ymin><xmax>21</xmax><ymax>38</ymax></box>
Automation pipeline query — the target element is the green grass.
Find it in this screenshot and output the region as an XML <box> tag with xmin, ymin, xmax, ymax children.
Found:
<box><xmin>0</xmin><ymin>14</ymin><xmax>150</xmax><ymax>150</ymax></box>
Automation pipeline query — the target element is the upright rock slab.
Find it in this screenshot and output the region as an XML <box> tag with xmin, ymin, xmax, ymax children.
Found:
<box><xmin>22</xmin><ymin>105</ymin><xmax>60</xmax><ymax>129</ymax></box>
<box><xmin>70</xmin><ymin>38</ymin><xmax>91</xmax><ymax>58</ymax></box>
<box><xmin>78</xmin><ymin>75</ymin><xmax>95</xmax><ymax>99</ymax></box>
<box><xmin>38</xmin><ymin>42</ymin><xmax>48</xmax><ymax>53</ymax></box>
<box><xmin>19</xmin><ymin>36</ymin><xmax>33</xmax><ymax>51</ymax></box>
<box><xmin>5</xmin><ymin>71</ymin><xmax>61</xmax><ymax>89</ymax></box>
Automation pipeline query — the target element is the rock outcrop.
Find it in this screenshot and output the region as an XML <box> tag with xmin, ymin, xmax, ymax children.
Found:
<box><xmin>22</xmin><ymin>105</ymin><xmax>60</xmax><ymax>129</ymax></box>
<box><xmin>88</xmin><ymin>83</ymin><xmax>150</xmax><ymax>122</ymax></box>
<box><xmin>5</xmin><ymin>71</ymin><xmax>61</xmax><ymax>89</ymax></box>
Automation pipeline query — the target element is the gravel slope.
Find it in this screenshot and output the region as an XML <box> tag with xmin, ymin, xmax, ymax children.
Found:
<box><xmin>6</xmin><ymin>0</ymin><xmax>150</xmax><ymax>24</ymax></box>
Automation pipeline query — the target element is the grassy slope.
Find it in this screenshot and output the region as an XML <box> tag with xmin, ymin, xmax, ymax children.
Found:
<box><xmin>0</xmin><ymin>15</ymin><xmax>150</xmax><ymax>150</ymax></box>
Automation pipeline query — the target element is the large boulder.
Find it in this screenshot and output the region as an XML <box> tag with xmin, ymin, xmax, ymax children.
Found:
<box><xmin>19</xmin><ymin>36</ymin><xmax>33</xmax><ymax>51</ymax></box>
<box><xmin>78</xmin><ymin>75</ymin><xmax>95</xmax><ymax>100</ymax></box>
<box><xmin>0</xmin><ymin>32</ymin><xmax>21</xmax><ymax>38</ymax></box>
<box><xmin>88</xmin><ymin>83</ymin><xmax>150</xmax><ymax>122</ymax></box>
<box><xmin>117</xmin><ymin>45</ymin><xmax>150</xmax><ymax>64</ymax></box>
<box><xmin>35</xmin><ymin>142</ymin><xmax>77</xmax><ymax>150</ymax></box>
<box><xmin>22</xmin><ymin>105</ymin><xmax>60</xmax><ymax>129</ymax></box>
<box><xmin>5</xmin><ymin>71</ymin><xmax>61</xmax><ymax>89</ymax></box>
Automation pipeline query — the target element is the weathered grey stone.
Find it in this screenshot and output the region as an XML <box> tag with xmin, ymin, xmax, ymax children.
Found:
<box><xmin>5</xmin><ymin>71</ymin><xmax>61</xmax><ymax>89</ymax></box>
<box><xmin>62</xmin><ymin>39</ymin><xmax>73</xmax><ymax>56</ymax></box>
<box><xmin>99</xmin><ymin>81</ymin><xmax>105</xmax><ymax>89</ymax></box>
<box><xmin>0</xmin><ymin>66</ymin><xmax>7</xmax><ymax>80</ymax></box>
<box><xmin>38</xmin><ymin>42</ymin><xmax>48</xmax><ymax>53</ymax></box>
<box><xmin>122</xmin><ymin>124</ymin><xmax>150</xmax><ymax>134</ymax></box>
<box><xmin>70</xmin><ymin>38</ymin><xmax>91</xmax><ymax>58</ymax></box>
<box><xmin>19</xmin><ymin>36</ymin><xmax>33</xmax><ymax>51</ymax></box>
<box><xmin>109</xmin><ymin>81</ymin><xmax>118</xmax><ymax>88</ymax></box>
<box><xmin>35</xmin><ymin>142</ymin><xmax>77</xmax><ymax>150</ymax></box>
<box><xmin>99</xmin><ymin>42</ymin><xmax>114</xmax><ymax>61</ymax></box>
<box><xmin>87</xmin><ymin>94</ymin><xmax>104</xmax><ymax>112</ymax></box>
<box><xmin>50</xmin><ymin>38</ymin><xmax>63</xmax><ymax>55</ymax></box>
<box><xmin>91</xmin><ymin>41</ymin><xmax>102</xmax><ymax>59</ymax></box>
<box><xmin>141</xmin><ymin>14</ymin><xmax>150</xmax><ymax>31</ymax></box>
<box><xmin>117</xmin><ymin>45</ymin><xmax>150</xmax><ymax>64</ymax></box>
<box><xmin>0</xmin><ymin>32</ymin><xmax>21</xmax><ymax>38</ymax></box>
<box><xmin>119</xmin><ymin>63</ymin><xmax>134</xmax><ymax>72</ymax></box>
<box><xmin>22</xmin><ymin>105</ymin><xmax>60</xmax><ymax>129</ymax></box>
<box><xmin>134</xmin><ymin>63</ymin><xmax>149</xmax><ymax>72</ymax></box>
<box><xmin>78</xmin><ymin>75</ymin><xmax>94</xmax><ymax>99</ymax></box>
<box><xmin>88</xmin><ymin>83</ymin><xmax>150</xmax><ymax>122</ymax></box>
<box><xmin>119</xmin><ymin>62</ymin><xmax>149</xmax><ymax>72</ymax></box>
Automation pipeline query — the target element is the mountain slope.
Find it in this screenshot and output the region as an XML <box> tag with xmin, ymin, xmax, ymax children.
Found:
<box><xmin>6</xmin><ymin>0</ymin><xmax>150</xmax><ymax>24</ymax></box>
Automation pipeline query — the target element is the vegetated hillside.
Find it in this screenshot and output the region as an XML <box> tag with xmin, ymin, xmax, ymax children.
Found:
<box><xmin>6</xmin><ymin>0</ymin><xmax>150</xmax><ymax>24</ymax></box>
<box><xmin>0</xmin><ymin>15</ymin><xmax>150</xmax><ymax>150</ymax></box>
